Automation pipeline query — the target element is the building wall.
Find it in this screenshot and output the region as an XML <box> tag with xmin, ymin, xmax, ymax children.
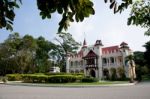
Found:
<box><xmin>67</xmin><ymin>42</ymin><xmax>132</xmax><ymax>79</ymax></box>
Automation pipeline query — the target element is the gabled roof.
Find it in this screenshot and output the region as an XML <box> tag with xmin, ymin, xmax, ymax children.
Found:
<box><xmin>102</xmin><ymin>46</ymin><xmax>119</xmax><ymax>54</ymax></box>
<box><xmin>83</xmin><ymin>50</ymin><xmax>98</xmax><ymax>59</ymax></box>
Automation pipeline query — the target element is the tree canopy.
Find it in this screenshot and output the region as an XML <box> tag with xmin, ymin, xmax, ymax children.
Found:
<box><xmin>1</xmin><ymin>0</ymin><xmax>149</xmax><ymax>33</ymax></box>
<box><xmin>0</xmin><ymin>32</ymin><xmax>80</xmax><ymax>75</ymax></box>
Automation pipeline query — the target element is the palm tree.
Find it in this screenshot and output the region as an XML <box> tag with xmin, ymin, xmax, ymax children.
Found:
<box><xmin>126</xmin><ymin>55</ymin><xmax>136</xmax><ymax>83</ymax></box>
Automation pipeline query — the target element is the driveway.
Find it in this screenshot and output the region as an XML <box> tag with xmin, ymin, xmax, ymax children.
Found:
<box><xmin>0</xmin><ymin>82</ymin><xmax>150</xmax><ymax>99</ymax></box>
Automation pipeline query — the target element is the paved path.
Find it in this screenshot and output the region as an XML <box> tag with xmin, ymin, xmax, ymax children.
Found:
<box><xmin>0</xmin><ymin>82</ymin><xmax>150</xmax><ymax>99</ymax></box>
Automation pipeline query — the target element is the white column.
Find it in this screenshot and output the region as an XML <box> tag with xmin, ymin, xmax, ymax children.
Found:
<box><xmin>66</xmin><ymin>57</ymin><xmax>70</xmax><ymax>73</ymax></box>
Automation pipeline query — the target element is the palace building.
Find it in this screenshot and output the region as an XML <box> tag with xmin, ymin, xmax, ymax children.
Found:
<box><xmin>66</xmin><ymin>39</ymin><xmax>135</xmax><ymax>79</ymax></box>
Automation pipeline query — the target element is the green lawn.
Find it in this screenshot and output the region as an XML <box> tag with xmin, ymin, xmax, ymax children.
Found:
<box><xmin>19</xmin><ymin>81</ymin><xmax>129</xmax><ymax>86</ymax></box>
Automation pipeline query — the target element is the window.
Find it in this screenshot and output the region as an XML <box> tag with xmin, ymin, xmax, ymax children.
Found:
<box><xmin>71</xmin><ymin>61</ymin><xmax>73</xmax><ymax>67</ymax></box>
<box><xmin>102</xmin><ymin>58</ymin><xmax>107</xmax><ymax>64</ymax></box>
<box><xmin>87</xmin><ymin>59</ymin><xmax>95</xmax><ymax>65</ymax></box>
<box><xmin>110</xmin><ymin>57</ymin><xmax>114</xmax><ymax>63</ymax></box>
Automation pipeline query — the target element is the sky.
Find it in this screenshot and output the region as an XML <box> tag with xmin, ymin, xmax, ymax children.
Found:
<box><xmin>0</xmin><ymin>0</ymin><xmax>149</xmax><ymax>51</ymax></box>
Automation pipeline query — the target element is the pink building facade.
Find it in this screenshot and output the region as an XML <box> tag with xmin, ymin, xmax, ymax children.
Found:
<box><xmin>66</xmin><ymin>39</ymin><xmax>133</xmax><ymax>79</ymax></box>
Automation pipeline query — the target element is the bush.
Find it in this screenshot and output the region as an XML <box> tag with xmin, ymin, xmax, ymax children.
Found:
<box><xmin>110</xmin><ymin>68</ymin><xmax>117</xmax><ymax>81</ymax></box>
<box><xmin>117</xmin><ymin>67</ymin><xmax>126</xmax><ymax>80</ymax></box>
<box><xmin>22</xmin><ymin>74</ymin><xmax>82</xmax><ymax>83</ymax></box>
<box><xmin>81</xmin><ymin>77</ymin><xmax>99</xmax><ymax>82</ymax></box>
<box><xmin>22</xmin><ymin>74</ymin><xmax>48</xmax><ymax>83</ymax></box>
<box><xmin>47</xmin><ymin>75</ymin><xmax>77</xmax><ymax>83</ymax></box>
<box><xmin>6</xmin><ymin>74</ymin><xmax>22</xmax><ymax>81</ymax></box>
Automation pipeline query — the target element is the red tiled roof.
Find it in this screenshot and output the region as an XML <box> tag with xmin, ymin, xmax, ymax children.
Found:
<box><xmin>102</xmin><ymin>46</ymin><xmax>119</xmax><ymax>54</ymax></box>
<box><xmin>83</xmin><ymin>50</ymin><xmax>98</xmax><ymax>58</ymax></box>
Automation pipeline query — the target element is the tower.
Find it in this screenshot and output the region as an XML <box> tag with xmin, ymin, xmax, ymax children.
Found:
<box><xmin>94</xmin><ymin>40</ymin><xmax>103</xmax><ymax>79</ymax></box>
<box><xmin>82</xmin><ymin>38</ymin><xmax>88</xmax><ymax>56</ymax></box>
<box><xmin>120</xmin><ymin>42</ymin><xmax>131</xmax><ymax>77</ymax></box>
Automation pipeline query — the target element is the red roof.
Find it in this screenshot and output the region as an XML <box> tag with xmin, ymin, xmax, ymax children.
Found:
<box><xmin>83</xmin><ymin>50</ymin><xmax>98</xmax><ymax>58</ymax></box>
<box><xmin>102</xmin><ymin>46</ymin><xmax>119</xmax><ymax>54</ymax></box>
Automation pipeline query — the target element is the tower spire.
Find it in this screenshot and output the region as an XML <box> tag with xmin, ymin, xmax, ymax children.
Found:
<box><xmin>83</xmin><ymin>38</ymin><xmax>87</xmax><ymax>46</ymax></box>
<box><xmin>82</xmin><ymin>33</ymin><xmax>87</xmax><ymax>48</ymax></box>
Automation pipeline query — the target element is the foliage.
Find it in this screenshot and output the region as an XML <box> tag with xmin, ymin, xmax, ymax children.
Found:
<box><xmin>141</xmin><ymin>66</ymin><xmax>149</xmax><ymax>75</ymax></box>
<box><xmin>104</xmin><ymin>0</ymin><xmax>133</xmax><ymax>13</ymax></box>
<box><xmin>103</xmin><ymin>68</ymin><xmax>109</xmax><ymax>80</ymax></box>
<box><xmin>134</xmin><ymin>51</ymin><xmax>146</xmax><ymax>66</ymax></box>
<box><xmin>6</xmin><ymin>74</ymin><xmax>22</xmax><ymax>81</ymax></box>
<box><xmin>110</xmin><ymin>67</ymin><xmax>117</xmax><ymax>81</ymax></box>
<box><xmin>0</xmin><ymin>0</ymin><xmax>21</xmax><ymax>31</ymax></box>
<box><xmin>135</xmin><ymin>65</ymin><xmax>142</xmax><ymax>81</ymax></box>
<box><xmin>55</xmin><ymin>32</ymin><xmax>81</xmax><ymax>72</ymax></box>
<box><xmin>37</xmin><ymin>0</ymin><xmax>95</xmax><ymax>32</ymax></box>
<box><xmin>117</xmin><ymin>67</ymin><xmax>126</xmax><ymax>80</ymax></box>
<box><xmin>127</xmin><ymin>0</ymin><xmax>150</xmax><ymax>35</ymax></box>
<box><xmin>21</xmin><ymin>74</ymin><xmax>81</xmax><ymax>83</ymax></box>
<box><xmin>1</xmin><ymin>0</ymin><xmax>144</xmax><ymax>33</ymax></box>
<box><xmin>81</xmin><ymin>77</ymin><xmax>98</xmax><ymax>83</ymax></box>
<box><xmin>0</xmin><ymin>32</ymin><xmax>80</xmax><ymax>75</ymax></box>
<box><xmin>144</xmin><ymin>41</ymin><xmax>150</xmax><ymax>71</ymax></box>
<box><xmin>6</xmin><ymin>73</ymin><xmax>83</xmax><ymax>83</ymax></box>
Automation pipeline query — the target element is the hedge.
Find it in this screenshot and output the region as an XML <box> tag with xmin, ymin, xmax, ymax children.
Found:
<box><xmin>22</xmin><ymin>74</ymin><xmax>48</xmax><ymax>83</ymax></box>
<box><xmin>21</xmin><ymin>74</ymin><xmax>82</xmax><ymax>83</ymax></box>
<box><xmin>6</xmin><ymin>74</ymin><xmax>22</xmax><ymax>81</ymax></box>
<box><xmin>47</xmin><ymin>75</ymin><xmax>77</xmax><ymax>83</ymax></box>
<box><xmin>6</xmin><ymin>73</ymin><xmax>84</xmax><ymax>83</ymax></box>
<box><xmin>81</xmin><ymin>77</ymin><xmax>99</xmax><ymax>82</ymax></box>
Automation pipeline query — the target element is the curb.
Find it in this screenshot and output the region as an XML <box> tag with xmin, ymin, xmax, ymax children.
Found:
<box><xmin>0</xmin><ymin>82</ymin><xmax>137</xmax><ymax>88</ymax></box>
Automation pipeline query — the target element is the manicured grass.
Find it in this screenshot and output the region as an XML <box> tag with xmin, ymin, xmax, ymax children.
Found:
<box><xmin>19</xmin><ymin>81</ymin><xmax>128</xmax><ymax>86</ymax></box>
<box><xmin>142</xmin><ymin>74</ymin><xmax>150</xmax><ymax>81</ymax></box>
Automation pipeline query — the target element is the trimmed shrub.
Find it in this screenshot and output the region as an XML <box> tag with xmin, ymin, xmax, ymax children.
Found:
<box><xmin>117</xmin><ymin>67</ymin><xmax>126</xmax><ymax>80</ymax></box>
<box><xmin>22</xmin><ymin>74</ymin><xmax>48</xmax><ymax>83</ymax></box>
<box><xmin>21</xmin><ymin>74</ymin><xmax>82</xmax><ymax>83</ymax></box>
<box><xmin>110</xmin><ymin>68</ymin><xmax>117</xmax><ymax>81</ymax></box>
<box><xmin>81</xmin><ymin>77</ymin><xmax>98</xmax><ymax>82</ymax></box>
<box><xmin>6</xmin><ymin>74</ymin><xmax>22</xmax><ymax>81</ymax></box>
<box><xmin>103</xmin><ymin>68</ymin><xmax>110</xmax><ymax>80</ymax></box>
<box><xmin>47</xmin><ymin>75</ymin><xmax>77</xmax><ymax>83</ymax></box>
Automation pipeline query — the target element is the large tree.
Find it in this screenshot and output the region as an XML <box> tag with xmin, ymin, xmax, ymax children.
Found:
<box><xmin>55</xmin><ymin>32</ymin><xmax>81</xmax><ymax>72</ymax></box>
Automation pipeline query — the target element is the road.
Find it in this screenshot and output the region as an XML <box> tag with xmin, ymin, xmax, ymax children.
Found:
<box><xmin>0</xmin><ymin>82</ymin><xmax>150</xmax><ymax>99</ymax></box>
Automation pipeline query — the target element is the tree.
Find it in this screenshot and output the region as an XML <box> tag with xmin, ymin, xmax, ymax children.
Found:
<box><xmin>35</xmin><ymin>36</ymin><xmax>55</xmax><ymax>73</ymax></box>
<box><xmin>134</xmin><ymin>51</ymin><xmax>146</xmax><ymax>67</ymax></box>
<box><xmin>144</xmin><ymin>41</ymin><xmax>150</xmax><ymax>71</ymax></box>
<box><xmin>1</xmin><ymin>0</ymin><xmax>141</xmax><ymax>33</ymax></box>
<box><xmin>0</xmin><ymin>33</ymin><xmax>21</xmax><ymax>75</ymax></box>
